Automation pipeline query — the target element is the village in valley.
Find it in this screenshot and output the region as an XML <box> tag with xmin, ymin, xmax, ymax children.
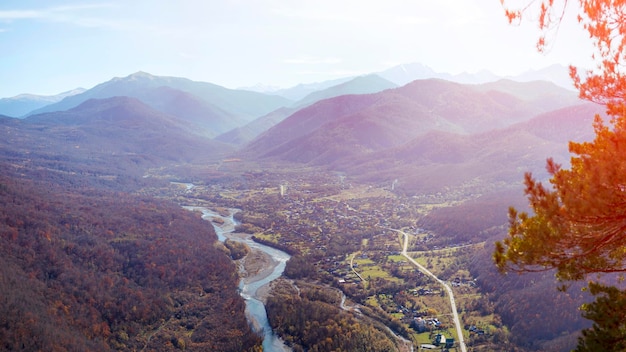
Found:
<box><xmin>147</xmin><ymin>167</ymin><xmax>510</xmax><ymax>350</ymax></box>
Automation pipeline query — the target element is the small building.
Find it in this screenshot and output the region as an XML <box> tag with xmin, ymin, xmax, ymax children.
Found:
<box><xmin>435</xmin><ymin>334</ymin><xmax>446</xmax><ymax>346</ymax></box>
<box><xmin>445</xmin><ymin>338</ymin><xmax>455</xmax><ymax>348</ymax></box>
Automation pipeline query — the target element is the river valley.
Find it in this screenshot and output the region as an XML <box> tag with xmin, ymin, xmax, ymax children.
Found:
<box><xmin>184</xmin><ymin>206</ymin><xmax>292</xmax><ymax>352</ymax></box>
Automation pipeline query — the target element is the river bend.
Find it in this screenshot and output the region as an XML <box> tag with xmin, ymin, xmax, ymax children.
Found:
<box><xmin>184</xmin><ymin>206</ymin><xmax>291</xmax><ymax>352</ymax></box>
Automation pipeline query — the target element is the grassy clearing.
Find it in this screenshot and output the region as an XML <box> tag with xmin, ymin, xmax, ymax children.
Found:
<box><xmin>386</xmin><ymin>254</ymin><xmax>405</xmax><ymax>262</ymax></box>
<box><xmin>253</xmin><ymin>232</ymin><xmax>282</xmax><ymax>243</ymax></box>
<box><xmin>353</xmin><ymin>257</ymin><xmax>375</xmax><ymax>266</ymax></box>
<box><xmin>361</xmin><ymin>267</ymin><xmax>401</xmax><ymax>281</ymax></box>
<box><xmin>408</xmin><ymin>245</ymin><xmax>482</xmax><ymax>277</ymax></box>
<box><xmin>365</xmin><ymin>296</ymin><xmax>379</xmax><ymax>307</ymax></box>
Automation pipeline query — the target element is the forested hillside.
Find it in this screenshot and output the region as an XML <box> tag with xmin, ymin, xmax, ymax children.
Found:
<box><xmin>470</xmin><ymin>241</ymin><xmax>590</xmax><ymax>351</ymax></box>
<box><xmin>0</xmin><ymin>165</ymin><xmax>261</xmax><ymax>351</ymax></box>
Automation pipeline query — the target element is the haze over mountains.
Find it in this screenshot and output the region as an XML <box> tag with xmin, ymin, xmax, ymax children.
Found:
<box><xmin>0</xmin><ymin>88</ymin><xmax>86</xmax><ymax>117</ymax></box>
<box><xmin>0</xmin><ymin>61</ymin><xmax>593</xmax><ymax>197</ymax></box>
<box><xmin>239</xmin><ymin>62</ymin><xmax>574</xmax><ymax>97</ymax></box>
<box><xmin>24</xmin><ymin>96</ymin><xmax>233</xmax><ymax>160</ymax></box>
<box><xmin>241</xmin><ymin>78</ymin><xmax>583</xmax><ymax>172</ymax></box>
<box><xmin>20</xmin><ymin>72</ymin><xmax>292</xmax><ymax>138</ymax></box>
<box><xmin>1</xmin><ymin>62</ymin><xmax>572</xmax><ymax>119</ymax></box>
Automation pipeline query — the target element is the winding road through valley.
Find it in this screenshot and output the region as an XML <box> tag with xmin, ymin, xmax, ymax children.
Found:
<box><xmin>393</xmin><ymin>229</ymin><xmax>467</xmax><ymax>352</ymax></box>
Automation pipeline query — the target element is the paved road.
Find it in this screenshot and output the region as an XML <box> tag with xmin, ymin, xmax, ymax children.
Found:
<box><xmin>394</xmin><ymin>229</ymin><xmax>467</xmax><ymax>352</ymax></box>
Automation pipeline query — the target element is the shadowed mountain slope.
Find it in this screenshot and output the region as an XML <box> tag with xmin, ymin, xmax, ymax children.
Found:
<box><xmin>215</xmin><ymin>106</ymin><xmax>294</xmax><ymax>145</ymax></box>
<box><xmin>2</xmin><ymin>97</ymin><xmax>233</xmax><ymax>182</ymax></box>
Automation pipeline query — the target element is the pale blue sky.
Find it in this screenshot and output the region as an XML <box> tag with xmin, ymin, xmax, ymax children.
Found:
<box><xmin>0</xmin><ymin>0</ymin><xmax>592</xmax><ymax>97</ymax></box>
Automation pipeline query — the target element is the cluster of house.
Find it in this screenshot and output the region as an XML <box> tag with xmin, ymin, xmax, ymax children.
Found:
<box><xmin>328</xmin><ymin>262</ymin><xmax>361</xmax><ymax>284</ymax></box>
<box><xmin>410</xmin><ymin>287</ymin><xmax>438</xmax><ymax>296</ymax></box>
<box><xmin>450</xmin><ymin>277</ymin><xmax>477</xmax><ymax>288</ymax></box>
<box><xmin>435</xmin><ymin>333</ymin><xmax>455</xmax><ymax>348</ymax></box>
<box><xmin>421</xmin><ymin>333</ymin><xmax>455</xmax><ymax>349</ymax></box>
<box><xmin>410</xmin><ymin>317</ymin><xmax>443</xmax><ymax>333</ymax></box>
<box><xmin>466</xmin><ymin>325</ymin><xmax>488</xmax><ymax>335</ymax></box>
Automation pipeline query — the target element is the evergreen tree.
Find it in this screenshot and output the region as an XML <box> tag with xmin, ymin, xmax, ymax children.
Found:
<box><xmin>494</xmin><ymin>1</ymin><xmax>626</xmax><ymax>349</ymax></box>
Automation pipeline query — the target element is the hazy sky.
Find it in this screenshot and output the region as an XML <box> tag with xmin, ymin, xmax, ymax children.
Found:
<box><xmin>0</xmin><ymin>0</ymin><xmax>593</xmax><ymax>97</ymax></box>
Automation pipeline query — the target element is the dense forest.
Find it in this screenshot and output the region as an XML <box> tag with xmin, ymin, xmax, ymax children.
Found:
<box><xmin>0</xmin><ymin>165</ymin><xmax>261</xmax><ymax>351</ymax></box>
<box><xmin>469</xmin><ymin>240</ymin><xmax>590</xmax><ymax>351</ymax></box>
<box><xmin>417</xmin><ymin>189</ymin><xmax>529</xmax><ymax>246</ymax></box>
<box><xmin>266</xmin><ymin>280</ymin><xmax>399</xmax><ymax>352</ymax></box>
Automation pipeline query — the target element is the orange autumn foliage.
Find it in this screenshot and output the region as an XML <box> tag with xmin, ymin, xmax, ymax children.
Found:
<box><xmin>496</xmin><ymin>0</ymin><xmax>626</xmax><ymax>278</ymax></box>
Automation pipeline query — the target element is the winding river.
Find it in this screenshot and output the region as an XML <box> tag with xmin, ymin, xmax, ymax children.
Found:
<box><xmin>183</xmin><ymin>206</ymin><xmax>292</xmax><ymax>352</ymax></box>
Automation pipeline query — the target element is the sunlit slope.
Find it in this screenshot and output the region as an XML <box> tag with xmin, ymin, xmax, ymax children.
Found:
<box><xmin>241</xmin><ymin>79</ymin><xmax>581</xmax><ymax>167</ymax></box>
<box><xmin>347</xmin><ymin>102</ymin><xmax>602</xmax><ymax>194</ymax></box>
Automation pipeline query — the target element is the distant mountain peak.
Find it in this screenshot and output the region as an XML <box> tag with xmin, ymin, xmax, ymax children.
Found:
<box><xmin>131</xmin><ymin>71</ymin><xmax>153</xmax><ymax>77</ymax></box>
<box><xmin>110</xmin><ymin>71</ymin><xmax>157</xmax><ymax>83</ymax></box>
<box><xmin>127</xmin><ymin>71</ymin><xmax>156</xmax><ymax>80</ymax></box>
<box><xmin>399</xmin><ymin>62</ymin><xmax>435</xmax><ymax>74</ymax></box>
<box><xmin>376</xmin><ymin>63</ymin><xmax>437</xmax><ymax>86</ymax></box>
<box><xmin>507</xmin><ymin>64</ymin><xmax>574</xmax><ymax>90</ymax></box>
<box><xmin>10</xmin><ymin>93</ymin><xmax>47</xmax><ymax>100</ymax></box>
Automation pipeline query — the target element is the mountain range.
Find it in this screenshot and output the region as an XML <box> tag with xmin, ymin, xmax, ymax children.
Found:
<box><xmin>0</xmin><ymin>88</ymin><xmax>86</xmax><ymax>117</ymax></box>
<box><xmin>216</xmin><ymin>74</ymin><xmax>399</xmax><ymax>145</ymax></box>
<box><xmin>240</xmin><ymin>79</ymin><xmax>581</xmax><ymax>167</ymax></box>
<box><xmin>0</xmin><ymin>62</ymin><xmax>573</xmax><ymax>119</ymax></box>
<box><xmin>0</xmin><ymin>96</ymin><xmax>233</xmax><ymax>183</ymax></box>
<box><xmin>347</xmin><ymin>102</ymin><xmax>602</xmax><ymax>193</ymax></box>
<box><xmin>375</xmin><ymin>62</ymin><xmax>575</xmax><ymax>89</ymax></box>
<box><xmin>9</xmin><ymin>72</ymin><xmax>292</xmax><ymax>139</ymax></box>
<box><xmin>0</xmin><ymin>64</ymin><xmax>596</xmax><ymax>198</ymax></box>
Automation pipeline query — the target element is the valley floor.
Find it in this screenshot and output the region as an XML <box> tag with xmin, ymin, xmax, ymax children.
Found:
<box><xmin>150</xmin><ymin>169</ymin><xmax>531</xmax><ymax>351</ymax></box>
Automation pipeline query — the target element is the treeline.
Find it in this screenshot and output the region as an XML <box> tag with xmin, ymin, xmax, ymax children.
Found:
<box><xmin>266</xmin><ymin>280</ymin><xmax>398</xmax><ymax>352</ymax></box>
<box><xmin>251</xmin><ymin>235</ymin><xmax>300</xmax><ymax>255</ymax></box>
<box><xmin>0</xmin><ymin>173</ymin><xmax>261</xmax><ymax>351</ymax></box>
<box><xmin>283</xmin><ymin>255</ymin><xmax>318</xmax><ymax>279</ymax></box>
